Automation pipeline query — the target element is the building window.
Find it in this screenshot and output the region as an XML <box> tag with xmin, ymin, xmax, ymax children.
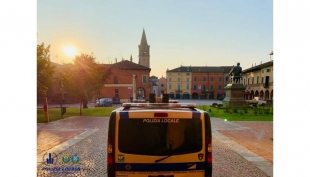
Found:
<box><xmin>194</xmin><ymin>85</ymin><xmax>197</xmax><ymax>90</ymax></box>
<box><xmin>186</xmin><ymin>84</ymin><xmax>189</xmax><ymax>90</ymax></box>
<box><xmin>194</xmin><ymin>77</ymin><xmax>197</xmax><ymax>81</ymax></box>
<box><xmin>186</xmin><ymin>78</ymin><xmax>189</xmax><ymax>82</ymax></box>
<box><xmin>256</xmin><ymin>76</ymin><xmax>259</xmax><ymax>84</ymax></box>
<box><xmin>219</xmin><ymin>85</ymin><xmax>222</xmax><ymax>90</ymax></box>
<box><xmin>252</xmin><ymin>77</ymin><xmax>254</xmax><ymax>84</ymax></box>
<box><xmin>178</xmin><ymin>84</ymin><xmax>180</xmax><ymax>90</ymax></box>
<box><xmin>169</xmin><ymin>77</ymin><xmax>171</xmax><ymax>82</ymax></box>
<box><xmin>226</xmin><ymin>76</ymin><xmax>229</xmax><ymax>82</ymax></box>
<box><xmin>262</xmin><ymin>77</ymin><xmax>264</xmax><ymax>84</ymax></box>
<box><xmin>169</xmin><ymin>84</ymin><xmax>171</xmax><ymax>89</ymax></box>
<box><xmin>262</xmin><ymin>70</ymin><xmax>264</xmax><ymax>73</ymax></box>
<box><xmin>169</xmin><ymin>73</ymin><xmax>171</xmax><ymax>76</ymax></box>
<box><xmin>210</xmin><ymin>85</ymin><xmax>213</xmax><ymax>90</ymax></box>
<box><xmin>203</xmin><ymin>77</ymin><xmax>206</xmax><ymax>81</ymax></box>
<box><xmin>267</xmin><ymin>69</ymin><xmax>270</xmax><ymax>72</ymax></box>
<box><xmin>203</xmin><ymin>85</ymin><xmax>206</xmax><ymax>91</ymax></box>
<box><xmin>219</xmin><ymin>77</ymin><xmax>222</xmax><ymax>82</ymax></box>
<box><xmin>114</xmin><ymin>76</ymin><xmax>118</xmax><ymax>84</ymax></box>
<box><xmin>161</xmin><ymin>84</ymin><xmax>164</xmax><ymax>87</ymax></box>
<box><xmin>178</xmin><ymin>78</ymin><xmax>180</xmax><ymax>82</ymax></box>
<box><xmin>142</xmin><ymin>75</ymin><xmax>147</xmax><ymax>84</ymax></box>
<box><xmin>210</xmin><ymin>77</ymin><xmax>213</xmax><ymax>81</ymax></box>
<box><xmin>178</xmin><ymin>73</ymin><xmax>180</xmax><ymax>76</ymax></box>
<box><xmin>243</xmin><ymin>79</ymin><xmax>245</xmax><ymax>85</ymax></box>
<box><xmin>186</xmin><ymin>73</ymin><xmax>190</xmax><ymax>76</ymax></box>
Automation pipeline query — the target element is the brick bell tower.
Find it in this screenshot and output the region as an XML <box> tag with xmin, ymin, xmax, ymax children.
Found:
<box><xmin>138</xmin><ymin>29</ymin><xmax>150</xmax><ymax>68</ymax></box>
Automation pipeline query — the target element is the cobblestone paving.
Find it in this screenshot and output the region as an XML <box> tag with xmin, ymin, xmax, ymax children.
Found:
<box><xmin>37</xmin><ymin>116</ymin><xmax>272</xmax><ymax>177</ymax></box>
<box><xmin>218</xmin><ymin>122</ymin><xmax>273</xmax><ymax>163</ymax></box>
<box><xmin>37</xmin><ymin>130</ymin><xmax>84</xmax><ymax>154</ymax></box>
<box><xmin>212</xmin><ymin>136</ymin><xmax>269</xmax><ymax>177</ymax></box>
<box><xmin>37</xmin><ymin>116</ymin><xmax>109</xmax><ymax>177</ymax></box>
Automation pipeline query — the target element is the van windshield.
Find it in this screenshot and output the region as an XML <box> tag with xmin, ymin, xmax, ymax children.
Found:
<box><xmin>118</xmin><ymin>118</ymin><xmax>202</xmax><ymax>156</ymax></box>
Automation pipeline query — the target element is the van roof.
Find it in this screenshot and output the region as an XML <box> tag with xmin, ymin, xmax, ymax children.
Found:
<box><xmin>122</xmin><ymin>103</ymin><xmax>196</xmax><ymax>109</ymax></box>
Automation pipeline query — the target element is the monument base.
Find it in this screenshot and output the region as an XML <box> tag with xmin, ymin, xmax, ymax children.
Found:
<box><xmin>223</xmin><ymin>84</ymin><xmax>246</xmax><ymax>108</ymax></box>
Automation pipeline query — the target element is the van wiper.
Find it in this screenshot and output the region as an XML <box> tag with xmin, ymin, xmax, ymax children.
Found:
<box><xmin>155</xmin><ymin>141</ymin><xmax>177</xmax><ymax>163</ymax></box>
<box><xmin>155</xmin><ymin>151</ymin><xmax>177</xmax><ymax>163</ymax></box>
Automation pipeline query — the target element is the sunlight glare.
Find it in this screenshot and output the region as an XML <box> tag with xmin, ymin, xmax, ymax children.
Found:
<box><xmin>63</xmin><ymin>46</ymin><xmax>77</xmax><ymax>57</ymax></box>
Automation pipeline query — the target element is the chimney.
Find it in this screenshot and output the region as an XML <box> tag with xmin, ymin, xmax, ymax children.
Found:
<box><xmin>130</xmin><ymin>55</ymin><xmax>132</xmax><ymax>62</ymax></box>
<box><xmin>115</xmin><ymin>58</ymin><xmax>117</xmax><ymax>63</ymax></box>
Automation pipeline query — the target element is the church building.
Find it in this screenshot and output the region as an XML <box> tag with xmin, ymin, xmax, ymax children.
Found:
<box><xmin>99</xmin><ymin>29</ymin><xmax>152</xmax><ymax>103</ymax></box>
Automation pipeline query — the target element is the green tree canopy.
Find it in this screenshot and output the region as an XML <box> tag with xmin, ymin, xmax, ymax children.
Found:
<box><xmin>37</xmin><ymin>43</ymin><xmax>55</xmax><ymax>97</ymax></box>
<box><xmin>61</xmin><ymin>53</ymin><xmax>112</xmax><ymax>111</ymax></box>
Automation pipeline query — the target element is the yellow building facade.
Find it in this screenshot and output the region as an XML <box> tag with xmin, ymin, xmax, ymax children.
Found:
<box><xmin>242</xmin><ymin>61</ymin><xmax>273</xmax><ymax>100</ymax></box>
<box><xmin>166</xmin><ymin>68</ymin><xmax>192</xmax><ymax>99</ymax></box>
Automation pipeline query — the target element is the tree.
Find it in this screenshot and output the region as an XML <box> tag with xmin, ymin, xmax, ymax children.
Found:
<box><xmin>61</xmin><ymin>53</ymin><xmax>111</xmax><ymax>114</ymax></box>
<box><xmin>37</xmin><ymin>43</ymin><xmax>55</xmax><ymax>99</ymax></box>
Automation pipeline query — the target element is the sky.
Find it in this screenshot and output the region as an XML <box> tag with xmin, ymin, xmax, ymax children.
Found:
<box><xmin>37</xmin><ymin>0</ymin><xmax>273</xmax><ymax>77</ymax></box>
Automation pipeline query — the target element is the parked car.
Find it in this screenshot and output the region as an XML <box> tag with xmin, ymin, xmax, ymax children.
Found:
<box><xmin>95</xmin><ymin>98</ymin><xmax>112</xmax><ymax>107</ymax></box>
<box><xmin>246</xmin><ymin>97</ymin><xmax>267</xmax><ymax>106</ymax></box>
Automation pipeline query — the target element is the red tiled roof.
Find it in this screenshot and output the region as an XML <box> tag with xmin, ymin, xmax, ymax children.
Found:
<box><xmin>103</xmin><ymin>60</ymin><xmax>151</xmax><ymax>71</ymax></box>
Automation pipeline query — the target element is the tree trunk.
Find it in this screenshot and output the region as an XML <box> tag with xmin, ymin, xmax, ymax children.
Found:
<box><xmin>80</xmin><ymin>100</ymin><xmax>82</xmax><ymax>115</ymax></box>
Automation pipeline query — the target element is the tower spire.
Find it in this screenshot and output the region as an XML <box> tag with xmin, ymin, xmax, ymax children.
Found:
<box><xmin>138</xmin><ymin>29</ymin><xmax>150</xmax><ymax>68</ymax></box>
<box><xmin>140</xmin><ymin>28</ymin><xmax>148</xmax><ymax>46</ymax></box>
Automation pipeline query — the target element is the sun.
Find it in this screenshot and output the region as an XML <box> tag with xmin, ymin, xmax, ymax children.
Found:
<box><xmin>63</xmin><ymin>46</ymin><xmax>77</xmax><ymax>57</ymax></box>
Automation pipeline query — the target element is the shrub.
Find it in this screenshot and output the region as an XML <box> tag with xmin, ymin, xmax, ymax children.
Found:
<box><xmin>254</xmin><ymin>107</ymin><xmax>258</xmax><ymax>115</ymax></box>
<box><xmin>211</xmin><ymin>103</ymin><xmax>218</xmax><ymax>107</ymax></box>
<box><xmin>233</xmin><ymin>108</ymin><xmax>238</xmax><ymax>113</ymax></box>
<box><xmin>242</xmin><ymin>104</ymin><xmax>249</xmax><ymax>113</ymax></box>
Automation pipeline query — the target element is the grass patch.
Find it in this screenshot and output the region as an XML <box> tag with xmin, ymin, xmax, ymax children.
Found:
<box><xmin>37</xmin><ymin>107</ymin><xmax>117</xmax><ymax>123</ymax></box>
<box><xmin>197</xmin><ymin>105</ymin><xmax>273</xmax><ymax>121</ymax></box>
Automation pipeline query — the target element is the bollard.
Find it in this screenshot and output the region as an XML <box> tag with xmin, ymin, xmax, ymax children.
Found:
<box><xmin>43</xmin><ymin>97</ymin><xmax>49</xmax><ymax>122</ymax></box>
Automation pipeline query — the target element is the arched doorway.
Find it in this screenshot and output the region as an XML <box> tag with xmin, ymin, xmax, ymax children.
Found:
<box><xmin>169</xmin><ymin>92</ymin><xmax>174</xmax><ymax>99</ymax></box>
<box><xmin>136</xmin><ymin>87</ymin><xmax>146</xmax><ymax>100</ymax></box>
<box><xmin>255</xmin><ymin>90</ymin><xmax>259</xmax><ymax>97</ymax></box>
<box><xmin>192</xmin><ymin>92</ymin><xmax>198</xmax><ymax>99</ymax></box>
<box><xmin>265</xmin><ymin>90</ymin><xmax>270</xmax><ymax>100</ymax></box>
<box><xmin>260</xmin><ymin>90</ymin><xmax>264</xmax><ymax>98</ymax></box>
<box><xmin>175</xmin><ymin>93</ymin><xmax>181</xmax><ymax>99</ymax></box>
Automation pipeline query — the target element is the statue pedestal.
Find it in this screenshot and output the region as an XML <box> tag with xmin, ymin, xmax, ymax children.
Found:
<box><xmin>223</xmin><ymin>84</ymin><xmax>246</xmax><ymax>108</ymax></box>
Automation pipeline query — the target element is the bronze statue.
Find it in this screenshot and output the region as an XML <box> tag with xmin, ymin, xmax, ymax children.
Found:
<box><xmin>229</xmin><ymin>62</ymin><xmax>242</xmax><ymax>84</ymax></box>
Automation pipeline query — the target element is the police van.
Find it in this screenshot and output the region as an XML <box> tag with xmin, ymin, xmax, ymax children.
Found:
<box><xmin>107</xmin><ymin>103</ymin><xmax>212</xmax><ymax>177</ymax></box>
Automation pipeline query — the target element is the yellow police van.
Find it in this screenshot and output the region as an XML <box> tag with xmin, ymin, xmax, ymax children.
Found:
<box><xmin>107</xmin><ymin>103</ymin><xmax>212</xmax><ymax>177</ymax></box>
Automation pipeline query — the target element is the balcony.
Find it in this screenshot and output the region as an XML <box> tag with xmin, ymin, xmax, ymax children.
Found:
<box><xmin>175</xmin><ymin>89</ymin><xmax>182</xmax><ymax>93</ymax></box>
